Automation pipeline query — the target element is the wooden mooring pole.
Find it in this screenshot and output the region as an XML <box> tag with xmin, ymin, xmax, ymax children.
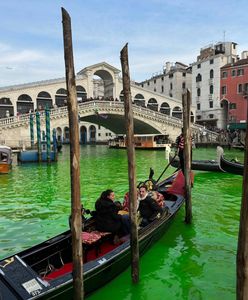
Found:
<box><xmin>236</xmin><ymin>97</ymin><xmax>248</xmax><ymax>300</ymax></box>
<box><xmin>183</xmin><ymin>89</ymin><xmax>192</xmax><ymax>224</ymax></box>
<box><xmin>61</xmin><ymin>8</ymin><xmax>83</xmax><ymax>300</ymax></box>
<box><xmin>120</xmin><ymin>43</ymin><xmax>139</xmax><ymax>283</ymax></box>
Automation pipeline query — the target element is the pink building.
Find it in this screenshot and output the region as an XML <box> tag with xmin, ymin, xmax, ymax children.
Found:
<box><xmin>220</xmin><ymin>56</ymin><xmax>248</xmax><ymax>130</ymax></box>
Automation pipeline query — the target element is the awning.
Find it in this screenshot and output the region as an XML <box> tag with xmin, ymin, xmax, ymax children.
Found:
<box><xmin>228</xmin><ymin>123</ymin><xmax>247</xmax><ymax>130</ymax></box>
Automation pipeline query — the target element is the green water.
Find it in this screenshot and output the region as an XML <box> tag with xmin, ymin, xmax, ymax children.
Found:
<box><xmin>0</xmin><ymin>146</ymin><xmax>244</xmax><ymax>299</ymax></box>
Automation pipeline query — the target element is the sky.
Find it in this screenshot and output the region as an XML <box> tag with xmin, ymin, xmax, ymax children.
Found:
<box><xmin>0</xmin><ymin>0</ymin><xmax>248</xmax><ymax>87</ymax></box>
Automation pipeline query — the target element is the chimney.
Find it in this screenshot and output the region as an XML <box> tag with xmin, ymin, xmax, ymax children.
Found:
<box><xmin>165</xmin><ymin>62</ymin><xmax>171</xmax><ymax>73</ymax></box>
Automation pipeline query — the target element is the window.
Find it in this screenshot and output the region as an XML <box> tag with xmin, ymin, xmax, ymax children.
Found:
<box><xmin>231</xmin><ymin>70</ymin><xmax>236</xmax><ymax>77</ymax></box>
<box><xmin>169</xmin><ymin>73</ymin><xmax>173</xmax><ymax>78</ymax></box>
<box><xmin>154</xmin><ymin>88</ymin><xmax>156</xmax><ymax>92</ymax></box>
<box><xmin>221</xmin><ymin>86</ymin><xmax>227</xmax><ymax>95</ymax></box>
<box><xmin>210</xmin><ymin>69</ymin><xmax>214</xmax><ymax>78</ymax></box>
<box><xmin>209</xmin><ymin>85</ymin><xmax>214</xmax><ymax>94</ymax></box>
<box><xmin>222</xmin><ymin>71</ymin><xmax>227</xmax><ymax>78</ymax></box>
<box><xmin>170</xmin><ymin>83</ymin><xmax>173</xmax><ymax>90</ymax></box>
<box><xmin>197</xmin><ymin>88</ymin><xmax>201</xmax><ymax>96</ymax></box>
<box><xmin>161</xmin><ymin>86</ymin><xmax>164</xmax><ymax>93</ymax></box>
<box><xmin>147</xmin><ymin>81</ymin><xmax>150</xmax><ymax>86</ymax></box>
<box><xmin>237</xmin><ymin>69</ymin><xmax>244</xmax><ymax>76</ymax></box>
<box><xmin>210</xmin><ymin>59</ymin><xmax>214</xmax><ymax>64</ymax></box>
<box><xmin>169</xmin><ymin>93</ymin><xmax>173</xmax><ymax>97</ymax></box>
<box><xmin>161</xmin><ymin>77</ymin><xmax>164</xmax><ymax>81</ymax></box>
<box><xmin>182</xmin><ymin>72</ymin><xmax>186</xmax><ymax>77</ymax></box>
<box><xmin>197</xmin><ymin>115</ymin><xmax>201</xmax><ymax>120</ymax></box>
<box><xmin>230</xmin><ymin>103</ymin><xmax>237</xmax><ymax>109</ymax></box>
<box><xmin>244</xmin><ymin>83</ymin><xmax>248</xmax><ymax>94</ymax></box>
<box><xmin>238</xmin><ymin>84</ymin><xmax>243</xmax><ymax>93</ymax></box>
<box><xmin>209</xmin><ymin>101</ymin><xmax>213</xmax><ymax>108</ymax></box>
<box><xmin>98</xmin><ymin>133</ymin><xmax>101</xmax><ymax>137</ymax></box>
<box><xmin>154</xmin><ymin>79</ymin><xmax>156</xmax><ymax>84</ymax></box>
<box><xmin>182</xmin><ymin>82</ymin><xmax>186</xmax><ymax>89</ymax></box>
<box><xmin>105</xmin><ymin>133</ymin><xmax>108</xmax><ymax>136</ymax></box>
<box><xmin>98</xmin><ymin>125</ymin><xmax>101</xmax><ymax>129</ymax></box>
<box><xmin>197</xmin><ymin>103</ymin><xmax>200</xmax><ymax>110</ymax></box>
<box><xmin>209</xmin><ymin>114</ymin><xmax>214</xmax><ymax>118</ymax></box>
<box><xmin>196</xmin><ymin>74</ymin><xmax>202</xmax><ymax>82</ymax></box>
<box><xmin>197</xmin><ymin>64</ymin><xmax>201</xmax><ymax>68</ymax></box>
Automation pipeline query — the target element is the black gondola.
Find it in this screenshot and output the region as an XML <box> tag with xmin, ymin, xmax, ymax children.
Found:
<box><xmin>220</xmin><ymin>155</ymin><xmax>244</xmax><ymax>175</ymax></box>
<box><xmin>0</xmin><ymin>170</ymin><xmax>188</xmax><ymax>300</ymax></box>
<box><xmin>169</xmin><ymin>154</ymin><xmax>222</xmax><ymax>172</ymax></box>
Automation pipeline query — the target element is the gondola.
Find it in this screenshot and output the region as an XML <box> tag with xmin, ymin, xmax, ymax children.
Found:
<box><xmin>0</xmin><ymin>145</ymin><xmax>12</xmax><ymax>174</ymax></box>
<box><xmin>0</xmin><ymin>170</ymin><xmax>188</xmax><ymax>299</ymax></box>
<box><xmin>169</xmin><ymin>153</ymin><xmax>222</xmax><ymax>172</ymax></box>
<box><xmin>220</xmin><ymin>155</ymin><xmax>244</xmax><ymax>175</ymax></box>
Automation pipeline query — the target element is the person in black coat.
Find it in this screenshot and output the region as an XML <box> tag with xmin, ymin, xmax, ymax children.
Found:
<box><xmin>138</xmin><ymin>185</ymin><xmax>163</xmax><ymax>227</ymax></box>
<box><xmin>95</xmin><ymin>189</ymin><xmax>130</xmax><ymax>236</ymax></box>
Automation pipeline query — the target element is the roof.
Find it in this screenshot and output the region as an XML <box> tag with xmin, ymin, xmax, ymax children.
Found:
<box><xmin>221</xmin><ymin>58</ymin><xmax>248</xmax><ymax>69</ymax></box>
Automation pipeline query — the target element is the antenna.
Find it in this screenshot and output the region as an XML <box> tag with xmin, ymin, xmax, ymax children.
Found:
<box><xmin>223</xmin><ymin>30</ymin><xmax>226</xmax><ymax>43</ymax></box>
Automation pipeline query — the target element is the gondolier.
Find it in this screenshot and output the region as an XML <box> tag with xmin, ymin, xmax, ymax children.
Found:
<box><xmin>176</xmin><ymin>128</ymin><xmax>185</xmax><ymax>174</ymax></box>
<box><xmin>176</xmin><ymin>128</ymin><xmax>193</xmax><ymax>174</ymax></box>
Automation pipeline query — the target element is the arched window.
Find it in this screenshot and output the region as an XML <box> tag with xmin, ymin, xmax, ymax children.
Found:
<box><xmin>64</xmin><ymin>127</ymin><xmax>70</xmax><ymax>143</ymax></box>
<box><xmin>210</xmin><ymin>69</ymin><xmax>214</xmax><ymax>79</ymax></box>
<box><xmin>147</xmin><ymin>98</ymin><xmax>158</xmax><ymax>111</ymax></box>
<box><xmin>119</xmin><ymin>90</ymin><xmax>124</xmax><ymax>102</ymax></box>
<box><xmin>55</xmin><ymin>88</ymin><xmax>67</xmax><ymax>107</ymax></box>
<box><xmin>17</xmin><ymin>94</ymin><xmax>34</xmax><ymax>114</ymax></box>
<box><xmin>89</xmin><ymin>125</ymin><xmax>96</xmax><ymax>143</ymax></box>
<box><xmin>0</xmin><ymin>97</ymin><xmax>14</xmax><ymax>118</ymax></box>
<box><xmin>36</xmin><ymin>91</ymin><xmax>52</xmax><ymax>110</ymax></box>
<box><xmin>196</xmin><ymin>74</ymin><xmax>202</xmax><ymax>82</ymax></box>
<box><xmin>80</xmin><ymin>126</ymin><xmax>87</xmax><ymax>144</ymax></box>
<box><xmin>133</xmin><ymin>94</ymin><xmax>145</xmax><ymax>107</ymax></box>
<box><xmin>160</xmin><ymin>102</ymin><xmax>170</xmax><ymax>115</ymax></box>
<box><xmin>197</xmin><ymin>88</ymin><xmax>201</xmax><ymax>96</ymax></box>
<box><xmin>209</xmin><ymin>85</ymin><xmax>214</xmax><ymax>94</ymax></box>
<box><xmin>76</xmin><ymin>85</ymin><xmax>87</xmax><ymax>101</ymax></box>
<box><xmin>172</xmin><ymin>106</ymin><xmax>182</xmax><ymax>119</ymax></box>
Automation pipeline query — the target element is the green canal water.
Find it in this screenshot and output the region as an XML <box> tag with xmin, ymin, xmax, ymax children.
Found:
<box><xmin>0</xmin><ymin>145</ymin><xmax>244</xmax><ymax>300</ymax></box>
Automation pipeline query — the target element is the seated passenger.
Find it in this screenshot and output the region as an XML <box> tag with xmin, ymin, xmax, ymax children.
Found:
<box><xmin>95</xmin><ymin>189</ymin><xmax>130</xmax><ymax>236</ymax></box>
<box><xmin>138</xmin><ymin>185</ymin><xmax>163</xmax><ymax>227</ymax></box>
<box><xmin>149</xmin><ymin>191</ymin><xmax>165</xmax><ymax>208</ymax></box>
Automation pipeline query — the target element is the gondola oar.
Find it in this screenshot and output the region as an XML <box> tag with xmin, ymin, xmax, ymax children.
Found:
<box><xmin>156</xmin><ymin>153</ymin><xmax>177</xmax><ymax>183</ymax></box>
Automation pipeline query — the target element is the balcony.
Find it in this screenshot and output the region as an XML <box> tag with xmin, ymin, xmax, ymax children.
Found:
<box><xmin>208</xmin><ymin>94</ymin><xmax>213</xmax><ymax>100</ymax></box>
<box><xmin>209</xmin><ymin>78</ymin><xmax>213</xmax><ymax>85</ymax></box>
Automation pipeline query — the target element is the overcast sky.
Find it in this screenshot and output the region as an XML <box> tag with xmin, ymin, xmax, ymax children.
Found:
<box><xmin>0</xmin><ymin>0</ymin><xmax>247</xmax><ymax>87</ymax></box>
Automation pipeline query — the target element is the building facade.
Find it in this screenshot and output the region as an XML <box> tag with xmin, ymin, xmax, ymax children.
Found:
<box><xmin>138</xmin><ymin>62</ymin><xmax>192</xmax><ymax>101</ymax></box>
<box><xmin>192</xmin><ymin>42</ymin><xmax>238</xmax><ymax>130</ymax></box>
<box><xmin>220</xmin><ymin>54</ymin><xmax>248</xmax><ymax>130</ymax></box>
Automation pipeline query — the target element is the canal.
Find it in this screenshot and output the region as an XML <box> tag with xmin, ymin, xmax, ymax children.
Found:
<box><xmin>0</xmin><ymin>145</ymin><xmax>244</xmax><ymax>299</ymax></box>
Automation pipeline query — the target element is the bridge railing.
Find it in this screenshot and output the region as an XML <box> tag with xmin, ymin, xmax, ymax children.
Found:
<box><xmin>0</xmin><ymin>100</ymin><xmax>219</xmax><ymax>142</ymax></box>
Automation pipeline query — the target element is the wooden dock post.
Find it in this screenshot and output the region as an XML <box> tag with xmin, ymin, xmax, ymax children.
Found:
<box><xmin>236</xmin><ymin>97</ymin><xmax>248</xmax><ymax>299</ymax></box>
<box><xmin>120</xmin><ymin>43</ymin><xmax>139</xmax><ymax>283</ymax></box>
<box><xmin>183</xmin><ymin>89</ymin><xmax>192</xmax><ymax>224</ymax></box>
<box><xmin>61</xmin><ymin>7</ymin><xmax>83</xmax><ymax>300</ymax></box>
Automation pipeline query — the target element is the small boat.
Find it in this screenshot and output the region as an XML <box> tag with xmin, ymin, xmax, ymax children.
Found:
<box><xmin>220</xmin><ymin>155</ymin><xmax>244</xmax><ymax>175</ymax></box>
<box><xmin>169</xmin><ymin>153</ymin><xmax>222</xmax><ymax>172</ymax></box>
<box><xmin>109</xmin><ymin>134</ymin><xmax>171</xmax><ymax>150</ymax></box>
<box><xmin>0</xmin><ymin>145</ymin><xmax>12</xmax><ymax>174</ymax></box>
<box><xmin>0</xmin><ymin>170</ymin><xmax>188</xmax><ymax>299</ymax></box>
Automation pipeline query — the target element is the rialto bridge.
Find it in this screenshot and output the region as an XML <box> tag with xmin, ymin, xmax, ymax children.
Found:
<box><xmin>0</xmin><ymin>101</ymin><xmax>218</xmax><ymax>148</ymax></box>
<box><xmin>0</xmin><ymin>62</ymin><xmax>192</xmax><ymax>118</ymax></box>
<box><xmin>0</xmin><ymin>62</ymin><xmax>218</xmax><ymax>147</ymax></box>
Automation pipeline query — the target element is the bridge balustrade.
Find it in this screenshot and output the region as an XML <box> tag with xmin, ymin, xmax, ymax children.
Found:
<box><xmin>0</xmin><ymin>100</ymin><xmax>219</xmax><ymax>143</ymax></box>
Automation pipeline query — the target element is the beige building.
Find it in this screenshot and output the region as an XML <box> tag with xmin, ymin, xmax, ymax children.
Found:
<box><xmin>138</xmin><ymin>62</ymin><xmax>192</xmax><ymax>101</ymax></box>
